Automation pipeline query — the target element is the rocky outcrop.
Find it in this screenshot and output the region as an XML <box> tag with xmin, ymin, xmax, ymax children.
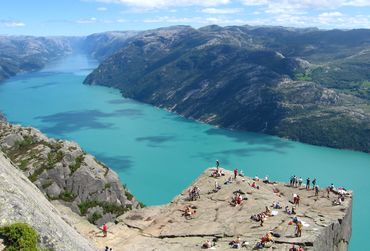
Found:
<box><xmin>0</xmin><ymin>151</ymin><xmax>97</xmax><ymax>250</ymax></box>
<box><xmin>84</xmin><ymin>25</ymin><xmax>370</xmax><ymax>153</ymax></box>
<box><xmin>0</xmin><ymin>121</ymin><xmax>141</xmax><ymax>226</ymax></box>
<box><xmin>85</xmin><ymin>168</ymin><xmax>352</xmax><ymax>250</ymax></box>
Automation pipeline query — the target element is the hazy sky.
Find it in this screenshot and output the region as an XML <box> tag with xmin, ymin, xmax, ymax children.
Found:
<box><xmin>1</xmin><ymin>0</ymin><xmax>370</xmax><ymax>36</ymax></box>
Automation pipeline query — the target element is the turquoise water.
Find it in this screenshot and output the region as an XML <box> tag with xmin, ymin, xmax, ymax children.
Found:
<box><xmin>0</xmin><ymin>55</ymin><xmax>369</xmax><ymax>250</ymax></box>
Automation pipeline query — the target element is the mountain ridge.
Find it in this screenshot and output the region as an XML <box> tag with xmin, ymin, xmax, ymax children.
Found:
<box><xmin>84</xmin><ymin>25</ymin><xmax>370</xmax><ymax>153</ymax></box>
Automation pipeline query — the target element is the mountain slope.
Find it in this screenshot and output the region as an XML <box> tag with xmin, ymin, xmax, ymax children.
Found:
<box><xmin>0</xmin><ymin>151</ymin><xmax>97</xmax><ymax>250</ymax></box>
<box><xmin>84</xmin><ymin>25</ymin><xmax>370</xmax><ymax>152</ymax></box>
<box><xmin>0</xmin><ymin>36</ymin><xmax>77</xmax><ymax>81</ymax></box>
<box><xmin>83</xmin><ymin>31</ymin><xmax>138</xmax><ymax>61</ymax></box>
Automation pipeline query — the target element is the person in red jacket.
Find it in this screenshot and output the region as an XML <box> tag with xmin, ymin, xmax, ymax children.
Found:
<box><xmin>234</xmin><ymin>169</ymin><xmax>238</xmax><ymax>179</ymax></box>
<box><xmin>102</xmin><ymin>223</ymin><xmax>107</xmax><ymax>237</ymax></box>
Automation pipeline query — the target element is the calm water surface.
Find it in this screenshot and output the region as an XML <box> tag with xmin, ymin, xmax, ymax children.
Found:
<box><xmin>0</xmin><ymin>55</ymin><xmax>369</xmax><ymax>250</ymax></box>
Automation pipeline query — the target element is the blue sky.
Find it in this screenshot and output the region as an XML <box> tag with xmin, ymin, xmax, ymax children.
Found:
<box><xmin>1</xmin><ymin>0</ymin><xmax>370</xmax><ymax>36</ymax></box>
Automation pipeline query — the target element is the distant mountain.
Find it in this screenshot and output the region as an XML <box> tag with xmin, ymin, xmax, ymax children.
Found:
<box><xmin>0</xmin><ymin>36</ymin><xmax>78</xmax><ymax>81</ymax></box>
<box><xmin>84</xmin><ymin>25</ymin><xmax>370</xmax><ymax>152</ymax></box>
<box><xmin>0</xmin><ymin>31</ymin><xmax>137</xmax><ymax>82</ymax></box>
<box><xmin>0</xmin><ymin>36</ymin><xmax>76</xmax><ymax>81</ymax></box>
<box><xmin>82</xmin><ymin>31</ymin><xmax>138</xmax><ymax>61</ymax></box>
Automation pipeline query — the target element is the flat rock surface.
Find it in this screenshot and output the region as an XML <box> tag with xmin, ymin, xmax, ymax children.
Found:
<box><xmin>81</xmin><ymin>168</ymin><xmax>351</xmax><ymax>251</ymax></box>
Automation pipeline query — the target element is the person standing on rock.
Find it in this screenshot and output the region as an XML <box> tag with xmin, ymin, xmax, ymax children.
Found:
<box><xmin>306</xmin><ymin>178</ymin><xmax>310</xmax><ymax>190</ymax></box>
<box><xmin>312</xmin><ymin>178</ymin><xmax>316</xmax><ymax>190</ymax></box>
<box><xmin>314</xmin><ymin>185</ymin><xmax>319</xmax><ymax>197</ymax></box>
<box><xmin>216</xmin><ymin>160</ymin><xmax>220</xmax><ymax>169</ymax></box>
<box><xmin>102</xmin><ymin>223</ymin><xmax>108</xmax><ymax>237</ymax></box>
<box><xmin>234</xmin><ymin>168</ymin><xmax>238</xmax><ymax>179</ymax></box>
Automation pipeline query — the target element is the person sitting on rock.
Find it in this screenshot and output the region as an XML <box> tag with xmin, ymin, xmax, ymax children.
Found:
<box><xmin>265</xmin><ymin>206</ymin><xmax>272</xmax><ymax>216</ymax></box>
<box><xmin>231</xmin><ymin>193</ymin><xmax>243</xmax><ymax>206</ymax></box>
<box><xmin>292</xmin><ymin>206</ymin><xmax>297</xmax><ymax>215</ymax></box>
<box><xmin>183</xmin><ymin>205</ymin><xmax>196</xmax><ymax>219</ymax></box>
<box><xmin>188</xmin><ymin>186</ymin><xmax>200</xmax><ymax>201</ymax></box>
<box><xmin>239</xmin><ymin>170</ymin><xmax>244</xmax><ymax>177</ymax></box>
<box><xmin>224</xmin><ymin>176</ymin><xmax>233</xmax><ymax>185</ymax></box>
<box><xmin>250</xmin><ymin>181</ymin><xmax>259</xmax><ymax>189</ymax></box>
<box><xmin>332</xmin><ymin>195</ymin><xmax>345</xmax><ymax>205</ymax></box>
<box><xmin>285</xmin><ymin>206</ymin><xmax>292</xmax><ymax>215</ymax></box>
<box><xmin>211</xmin><ymin>169</ymin><xmax>222</xmax><ymax>178</ymax></box>
<box><xmin>202</xmin><ymin>240</ymin><xmax>213</xmax><ymax>249</ymax></box>
<box><xmin>229</xmin><ymin>236</ymin><xmax>242</xmax><ymax>249</ymax></box>
<box><xmin>256</xmin><ymin>231</ymin><xmax>274</xmax><ymax>248</ymax></box>
<box><xmin>272</xmin><ymin>201</ymin><xmax>282</xmax><ymax>209</ymax></box>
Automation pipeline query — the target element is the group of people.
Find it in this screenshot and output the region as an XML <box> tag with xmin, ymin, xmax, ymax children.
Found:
<box><xmin>182</xmin><ymin>205</ymin><xmax>197</xmax><ymax>220</ymax></box>
<box><xmin>250</xmin><ymin>206</ymin><xmax>273</xmax><ymax>226</ymax></box>
<box><xmin>188</xmin><ymin>186</ymin><xmax>201</xmax><ymax>201</ymax></box>
<box><xmin>202</xmin><ymin>161</ymin><xmax>322</xmax><ymax>249</ymax></box>
<box><xmin>289</xmin><ymin>175</ymin><xmax>317</xmax><ymax>191</ymax></box>
<box><xmin>255</xmin><ymin>231</ymin><xmax>274</xmax><ymax>249</ymax></box>
<box><xmin>231</xmin><ymin>192</ymin><xmax>243</xmax><ymax>206</ymax></box>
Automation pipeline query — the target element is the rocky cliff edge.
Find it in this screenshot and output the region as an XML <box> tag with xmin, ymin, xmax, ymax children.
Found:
<box><xmin>85</xmin><ymin>168</ymin><xmax>352</xmax><ymax>251</ymax></box>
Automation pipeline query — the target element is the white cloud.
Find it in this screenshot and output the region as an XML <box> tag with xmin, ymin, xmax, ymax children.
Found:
<box><xmin>0</xmin><ymin>20</ymin><xmax>25</xmax><ymax>27</ymax></box>
<box><xmin>344</xmin><ymin>0</ymin><xmax>370</xmax><ymax>6</ymax></box>
<box><xmin>94</xmin><ymin>0</ymin><xmax>230</xmax><ymax>9</ymax></box>
<box><xmin>75</xmin><ymin>17</ymin><xmax>127</xmax><ymax>24</ymax></box>
<box><xmin>97</xmin><ymin>7</ymin><xmax>108</xmax><ymax>11</ymax></box>
<box><xmin>143</xmin><ymin>15</ymin><xmax>248</xmax><ymax>25</ymax></box>
<box><xmin>76</xmin><ymin>17</ymin><xmax>97</xmax><ymax>24</ymax></box>
<box><xmin>241</xmin><ymin>0</ymin><xmax>370</xmax><ymax>10</ymax></box>
<box><xmin>202</xmin><ymin>8</ymin><xmax>242</xmax><ymax>14</ymax></box>
<box><xmin>319</xmin><ymin>12</ymin><xmax>343</xmax><ymax>17</ymax></box>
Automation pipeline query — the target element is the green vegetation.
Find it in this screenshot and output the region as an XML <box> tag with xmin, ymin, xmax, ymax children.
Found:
<box><xmin>14</xmin><ymin>136</ymin><xmax>35</xmax><ymax>150</ymax></box>
<box><xmin>294</xmin><ymin>72</ymin><xmax>312</xmax><ymax>81</ymax></box>
<box><xmin>78</xmin><ymin>200</ymin><xmax>131</xmax><ymax>217</ymax></box>
<box><xmin>46</xmin><ymin>151</ymin><xmax>64</xmax><ymax>168</ymax></box>
<box><xmin>0</xmin><ymin>223</ymin><xmax>38</xmax><ymax>251</ymax></box>
<box><xmin>19</xmin><ymin>159</ymin><xmax>29</xmax><ymax>171</ymax></box>
<box><xmin>138</xmin><ymin>202</ymin><xmax>146</xmax><ymax>208</ymax></box>
<box><xmin>125</xmin><ymin>191</ymin><xmax>133</xmax><ymax>201</ymax></box>
<box><xmin>28</xmin><ymin>167</ymin><xmax>47</xmax><ymax>183</ymax></box>
<box><xmin>104</xmin><ymin>183</ymin><xmax>111</xmax><ymax>189</ymax></box>
<box><xmin>58</xmin><ymin>191</ymin><xmax>76</xmax><ymax>202</ymax></box>
<box><xmin>88</xmin><ymin>212</ymin><xmax>102</xmax><ymax>224</ymax></box>
<box><xmin>5</xmin><ymin>136</ymin><xmax>38</xmax><ymax>161</ymax></box>
<box><xmin>69</xmin><ymin>154</ymin><xmax>84</xmax><ymax>174</ymax></box>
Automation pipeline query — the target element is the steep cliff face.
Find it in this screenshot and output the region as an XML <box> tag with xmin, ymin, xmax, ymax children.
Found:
<box><xmin>84</xmin><ymin>25</ymin><xmax>370</xmax><ymax>153</ymax></box>
<box><xmin>0</xmin><ymin>151</ymin><xmax>97</xmax><ymax>250</ymax></box>
<box><xmin>0</xmin><ymin>121</ymin><xmax>141</xmax><ymax>226</ymax></box>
